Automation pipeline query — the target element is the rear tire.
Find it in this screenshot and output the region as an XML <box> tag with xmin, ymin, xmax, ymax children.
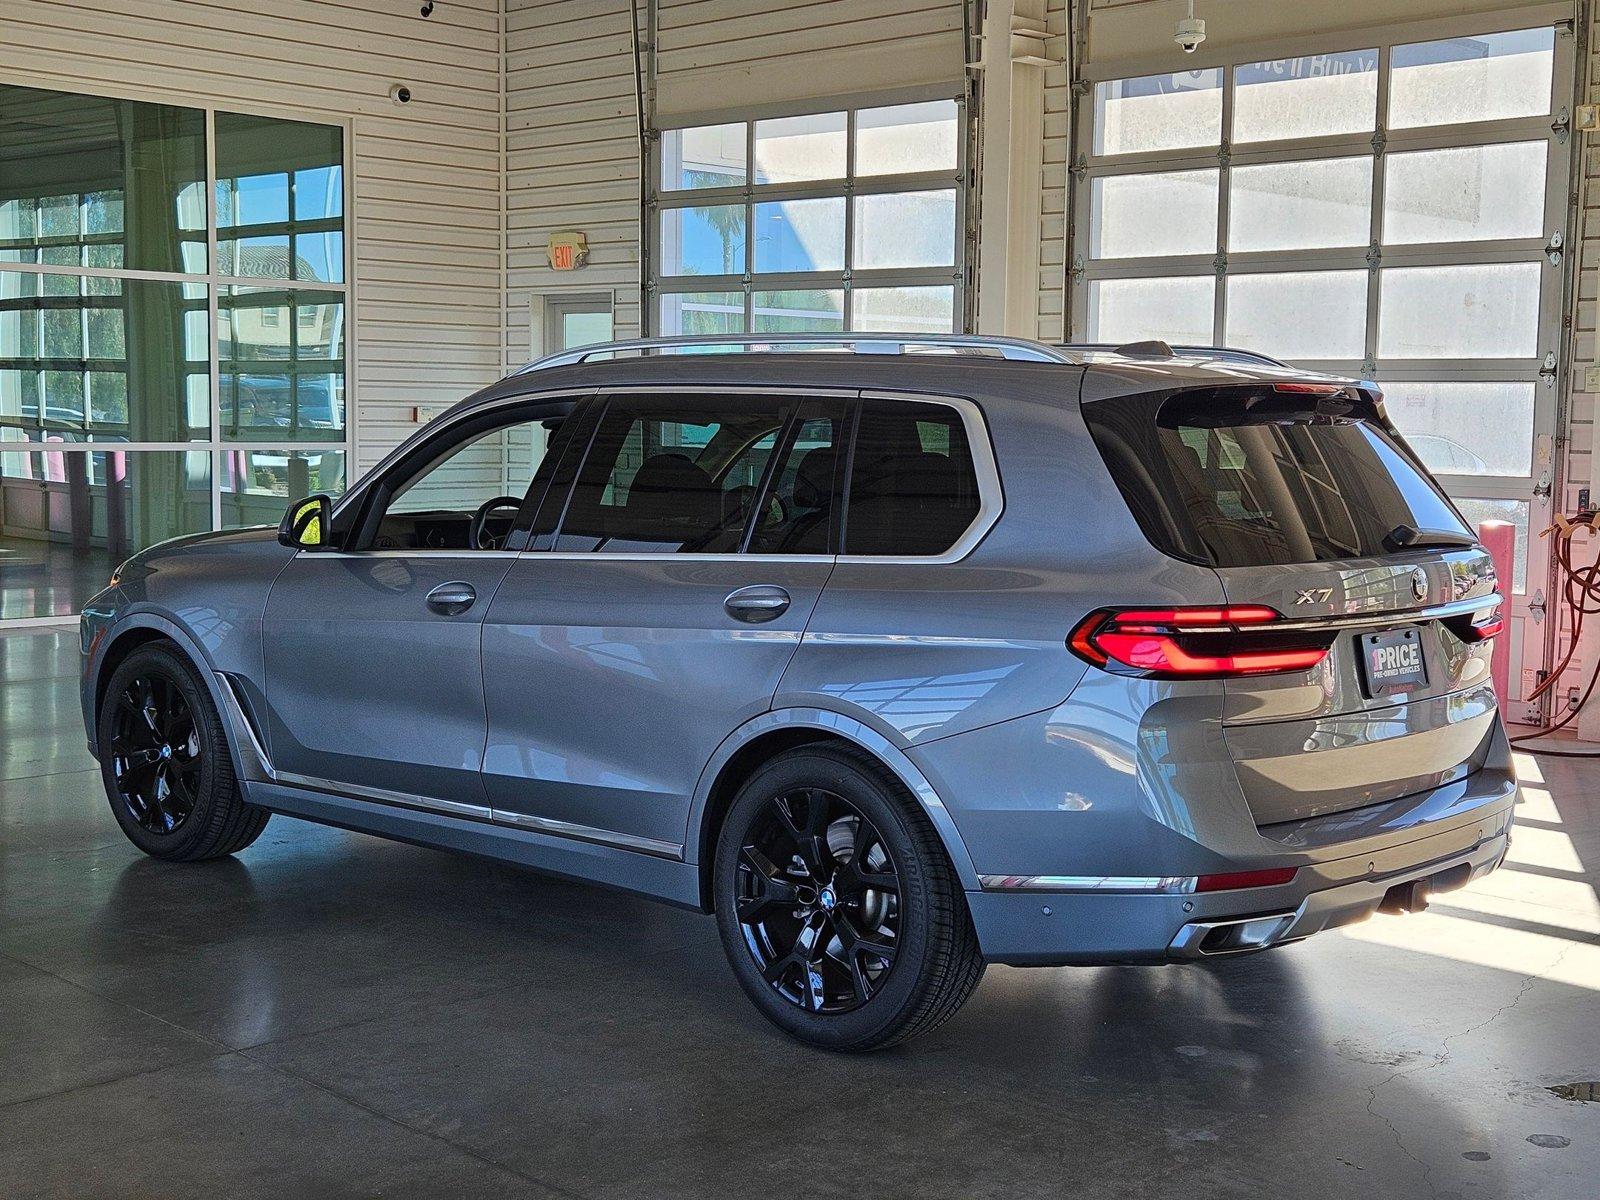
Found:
<box><xmin>97</xmin><ymin>642</ymin><xmax>269</xmax><ymax>862</ymax></box>
<box><xmin>713</xmin><ymin>745</ymin><xmax>984</xmax><ymax>1050</ymax></box>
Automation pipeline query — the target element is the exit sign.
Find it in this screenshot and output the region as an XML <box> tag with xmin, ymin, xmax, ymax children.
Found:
<box><xmin>548</xmin><ymin>231</ymin><xmax>589</xmax><ymax>271</ymax></box>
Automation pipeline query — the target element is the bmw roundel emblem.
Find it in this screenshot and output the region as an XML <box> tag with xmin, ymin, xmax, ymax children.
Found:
<box><xmin>1411</xmin><ymin>568</ymin><xmax>1428</xmax><ymax>602</ymax></box>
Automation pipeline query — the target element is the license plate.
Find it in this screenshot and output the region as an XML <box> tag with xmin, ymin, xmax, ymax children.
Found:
<box><xmin>1359</xmin><ymin>627</ymin><xmax>1428</xmax><ymax>697</ymax></box>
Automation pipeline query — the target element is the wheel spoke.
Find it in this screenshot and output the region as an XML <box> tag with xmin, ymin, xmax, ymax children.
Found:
<box><xmin>736</xmin><ymin>845</ymin><xmax>798</xmax><ymax>923</ymax></box>
<box><xmin>776</xmin><ymin>791</ymin><xmax>834</xmax><ymax>876</ymax></box>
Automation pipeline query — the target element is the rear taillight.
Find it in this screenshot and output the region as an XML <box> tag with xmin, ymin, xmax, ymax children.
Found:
<box><xmin>1069</xmin><ymin>605</ymin><xmax>1332</xmax><ymax>679</ymax></box>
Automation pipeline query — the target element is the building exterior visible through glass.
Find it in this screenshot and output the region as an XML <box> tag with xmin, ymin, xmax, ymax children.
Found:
<box><xmin>0</xmin><ymin>82</ymin><xmax>347</xmax><ymax>621</ymax></box>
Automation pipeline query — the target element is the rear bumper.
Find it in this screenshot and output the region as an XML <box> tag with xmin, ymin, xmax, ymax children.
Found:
<box><xmin>967</xmin><ymin>775</ymin><xmax>1515</xmax><ymax>966</ymax></box>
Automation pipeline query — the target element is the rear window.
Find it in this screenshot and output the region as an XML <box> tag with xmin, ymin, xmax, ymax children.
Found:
<box><xmin>1082</xmin><ymin>387</ymin><xmax>1471</xmax><ymax>567</ymax></box>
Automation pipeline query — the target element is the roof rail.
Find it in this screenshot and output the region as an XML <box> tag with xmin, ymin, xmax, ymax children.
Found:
<box><xmin>1059</xmin><ymin>341</ymin><xmax>1289</xmax><ymax>369</ymax></box>
<box><xmin>515</xmin><ymin>332</ymin><xmax>1074</xmax><ymax>373</ymax></box>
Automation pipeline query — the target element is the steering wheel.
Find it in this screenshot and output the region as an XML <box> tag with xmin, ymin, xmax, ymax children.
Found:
<box><xmin>469</xmin><ymin>495</ymin><xmax>525</xmax><ymax>550</ymax></box>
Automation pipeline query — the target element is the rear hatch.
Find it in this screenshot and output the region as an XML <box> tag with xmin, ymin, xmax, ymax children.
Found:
<box><xmin>1082</xmin><ymin>379</ymin><xmax>1502</xmax><ymax>829</ymax></box>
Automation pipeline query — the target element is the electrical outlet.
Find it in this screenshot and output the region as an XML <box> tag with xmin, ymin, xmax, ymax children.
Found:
<box><xmin>1587</xmin><ymin>366</ymin><xmax>1600</xmax><ymax>393</ymax></box>
<box><xmin>1572</xmin><ymin>686</ymin><xmax>1582</xmax><ymax>710</ymax></box>
<box><xmin>1581</xmin><ymin>487</ymin><xmax>1592</xmax><ymax>513</ymax></box>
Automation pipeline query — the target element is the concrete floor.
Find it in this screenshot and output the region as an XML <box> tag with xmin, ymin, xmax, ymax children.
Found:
<box><xmin>2</xmin><ymin>627</ymin><xmax>1597</xmax><ymax>1200</ymax></box>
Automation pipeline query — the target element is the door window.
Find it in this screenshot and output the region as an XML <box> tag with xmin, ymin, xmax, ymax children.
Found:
<box><xmin>842</xmin><ymin>400</ymin><xmax>982</xmax><ymax>557</ymax></box>
<box><xmin>554</xmin><ymin>397</ymin><xmax>793</xmax><ymax>554</ymax></box>
<box><xmin>366</xmin><ymin>413</ymin><xmax>560</xmax><ymax>550</ymax></box>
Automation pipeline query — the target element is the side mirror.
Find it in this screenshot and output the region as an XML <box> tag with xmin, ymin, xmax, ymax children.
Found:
<box><xmin>278</xmin><ymin>493</ymin><xmax>333</xmax><ymax>550</ymax></box>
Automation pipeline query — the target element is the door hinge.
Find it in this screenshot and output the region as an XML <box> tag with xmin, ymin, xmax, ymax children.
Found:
<box><xmin>1539</xmin><ymin>351</ymin><xmax>1558</xmax><ymax>386</ymax></box>
<box><xmin>1545</xmin><ymin>231</ymin><xmax>1564</xmax><ymax>266</ymax></box>
<box><xmin>1553</xmin><ymin>107</ymin><xmax>1571</xmax><ymax>143</ymax></box>
<box><xmin>1529</xmin><ymin>590</ymin><xmax>1546</xmax><ymax>624</ymax></box>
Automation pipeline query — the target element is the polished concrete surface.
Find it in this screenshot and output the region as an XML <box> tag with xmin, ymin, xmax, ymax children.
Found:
<box><xmin>2</xmin><ymin>627</ymin><xmax>1597</xmax><ymax>1199</ymax></box>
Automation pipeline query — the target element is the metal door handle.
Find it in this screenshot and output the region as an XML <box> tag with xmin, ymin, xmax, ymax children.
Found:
<box><xmin>724</xmin><ymin>584</ymin><xmax>790</xmax><ymax>623</ymax></box>
<box><xmin>426</xmin><ymin>581</ymin><xmax>477</xmax><ymax>615</ymax></box>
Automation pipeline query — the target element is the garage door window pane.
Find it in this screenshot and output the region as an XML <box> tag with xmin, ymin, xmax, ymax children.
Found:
<box><xmin>1093</xmin><ymin>70</ymin><xmax>1222</xmax><ymax>156</ymax></box>
<box><xmin>1228</xmin><ymin>157</ymin><xmax>1372</xmax><ymax>252</ymax></box>
<box><xmin>219</xmin><ymin>286</ymin><xmax>346</xmax><ymax>442</ymax></box>
<box><xmin>216</xmin><ymin>112</ymin><xmax>344</xmax><ymax>284</ymax></box>
<box><xmin>856</xmin><ymin>101</ymin><xmax>958</xmax><ymax>176</ymax></box>
<box><xmin>1384</xmin><ymin>382</ymin><xmax>1535</xmax><ymax>476</ymax></box>
<box><xmin>1233</xmin><ymin>51</ymin><xmax>1378</xmax><ymax>143</ymax></box>
<box><xmin>660</xmin><ymin>205</ymin><xmax>746</xmax><ymax>276</ymax></box>
<box><xmin>221</xmin><ymin>447</ymin><xmax>346</xmax><ymax>526</ymax></box>
<box><xmin>661</xmin><ymin>123</ymin><xmax>747</xmax><ymax>191</ymax></box>
<box><xmin>1382</xmin><ymin>141</ymin><xmax>1547</xmax><ymax>244</ymax></box>
<box><xmin>0</xmin><ymin>83</ymin><xmax>206</xmax><ymax>275</ymax></box>
<box><xmin>1090</xmin><ymin>170</ymin><xmax>1219</xmax><ymax>259</ymax></box>
<box><xmin>1</xmin><ymin>271</ymin><xmax>209</xmax><ymax>442</ymax></box>
<box><xmin>658</xmin><ymin>292</ymin><xmax>743</xmax><ymax>336</ymax></box>
<box><xmin>1225</xmin><ymin>271</ymin><xmax>1367</xmax><ymax>360</ymax></box>
<box><xmin>1378</xmin><ymin>264</ymin><xmax>1540</xmax><ymax>359</ymax></box>
<box><xmin>754</xmin><ymin>112</ymin><xmax>846</xmax><ymax>184</ymax></box>
<box><xmin>753</xmin><ymin>197</ymin><xmax>844</xmax><ymax>273</ymax></box>
<box><xmin>853</xmin><ymin>286</ymin><xmax>955</xmax><ymax>334</ymax></box>
<box><xmin>1389</xmin><ymin>28</ymin><xmax>1555</xmax><ymax>129</ymax></box>
<box><xmin>852</xmin><ymin>190</ymin><xmax>956</xmax><ymax>269</ymax></box>
<box><xmin>1455</xmin><ymin>497</ymin><xmax>1528</xmax><ymax>592</ymax></box>
<box><xmin>752</xmin><ymin>289</ymin><xmax>843</xmax><ymax>332</ymax></box>
<box><xmin>1088</xmin><ymin>276</ymin><xmax>1214</xmax><ymax>345</ymax></box>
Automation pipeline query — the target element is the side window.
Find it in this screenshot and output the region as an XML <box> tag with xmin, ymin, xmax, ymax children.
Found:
<box><xmin>843</xmin><ymin>399</ymin><xmax>982</xmax><ymax>557</ymax></box>
<box><xmin>367</xmin><ymin>413</ymin><xmax>561</xmax><ymax>550</ymax></box>
<box><xmin>747</xmin><ymin>413</ymin><xmax>844</xmax><ymax>554</ymax></box>
<box><xmin>554</xmin><ymin>396</ymin><xmax>791</xmax><ymax>553</ymax></box>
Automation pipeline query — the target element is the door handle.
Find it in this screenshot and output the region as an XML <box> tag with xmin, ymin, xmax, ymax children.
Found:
<box><xmin>426</xmin><ymin>581</ymin><xmax>477</xmax><ymax>615</ymax></box>
<box><xmin>724</xmin><ymin>584</ymin><xmax>790</xmax><ymax>623</ymax></box>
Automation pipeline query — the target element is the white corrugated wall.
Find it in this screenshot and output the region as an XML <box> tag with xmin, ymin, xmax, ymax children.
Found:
<box><xmin>1</xmin><ymin>0</ymin><xmax>504</xmax><ymax>473</ymax></box>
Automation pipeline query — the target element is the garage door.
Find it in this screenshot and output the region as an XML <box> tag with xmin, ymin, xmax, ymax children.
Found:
<box><xmin>1070</xmin><ymin>21</ymin><xmax>1576</xmax><ymax>722</ymax></box>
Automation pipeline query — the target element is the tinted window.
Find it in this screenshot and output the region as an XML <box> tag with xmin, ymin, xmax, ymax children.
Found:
<box><xmin>748</xmin><ymin>413</ymin><xmax>844</xmax><ymax>554</ymax></box>
<box><xmin>555</xmin><ymin>397</ymin><xmax>789</xmax><ymax>553</ymax></box>
<box><xmin>1082</xmin><ymin>387</ymin><xmax>1471</xmax><ymax>567</ymax></box>
<box><xmin>843</xmin><ymin>400</ymin><xmax>981</xmax><ymax>556</ymax></box>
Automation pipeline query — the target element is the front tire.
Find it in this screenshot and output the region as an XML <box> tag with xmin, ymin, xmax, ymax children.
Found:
<box><xmin>97</xmin><ymin>642</ymin><xmax>269</xmax><ymax>861</ymax></box>
<box><xmin>713</xmin><ymin>745</ymin><xmax>985</xmax><ymax>1050</ymax></box>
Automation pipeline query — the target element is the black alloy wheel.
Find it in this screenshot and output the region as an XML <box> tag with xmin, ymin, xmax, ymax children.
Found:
<box><xmin>109</xmin><ymin>671</ymin><xmax>202</xmax><ymax>835</ymax></box>
<box><xmin>714</xmin><ymin>746</ymin><xmax>986</xmax><ymax>1051</ymax></box>
<box><xmin>97</xmin><ymin>642</ymin><xmax>270</xmax><ymax>861</ymax></box>
<box><xmin>735</xmin><ymin>787</ymin><xmax>901</xmax><ymax>1014</ymax></box>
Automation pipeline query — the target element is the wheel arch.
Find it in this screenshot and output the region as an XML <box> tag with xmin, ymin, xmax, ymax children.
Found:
<box><xmin>687</xmin><ymin>709</ymin><xmax>981</xmax><ymax>911</ymax></box>
<box><xmin>91</xmin><ymin>614</ymin><xmax>255</xmax><ymax>785</ymax></box>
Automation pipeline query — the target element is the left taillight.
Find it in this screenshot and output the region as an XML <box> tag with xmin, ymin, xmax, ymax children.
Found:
<box><xmin>1068</xmin><ymin>605</ymin><xmax>1332</xmax><ymax>680</ymax></box>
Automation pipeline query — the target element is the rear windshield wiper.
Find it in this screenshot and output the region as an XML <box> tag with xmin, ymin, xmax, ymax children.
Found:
<box><xmin>1384</xmin><ymin>523</ymin><xmax>1478</xmax><ymax>552</ymax></box>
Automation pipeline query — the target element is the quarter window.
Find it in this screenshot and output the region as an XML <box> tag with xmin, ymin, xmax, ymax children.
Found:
<box><xmin>843</xmin><ymin>400</ymin><xmax>981</xmax><ymax>557</ymax></box>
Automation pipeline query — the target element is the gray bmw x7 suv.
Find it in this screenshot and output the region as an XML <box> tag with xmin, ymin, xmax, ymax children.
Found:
<box><xmin>80</xmin><ymin>333</ymin><xmax>1517</xmax><ymax>1050</ymax></box>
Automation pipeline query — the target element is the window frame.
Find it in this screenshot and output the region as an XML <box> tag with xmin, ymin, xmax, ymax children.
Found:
<box><xmin>647</xmin><ymin>89</ymin><xmax>971</xmax><ymax>337</ymax></box>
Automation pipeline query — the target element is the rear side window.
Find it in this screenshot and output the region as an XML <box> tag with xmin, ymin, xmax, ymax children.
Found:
<box><xmin>555</xmin><ymin>396</ymin><xmax>790</xmax><ymax>553</ymax></box>
<box><xmin>1082</xmin><ymin>387</ymin><xmax>1470</xmax><ymax>567</ymax></box>
<box><xmin>843</xmin><ymin>399</ymin><xmax>982</xmax><ymax>557</ymax></box>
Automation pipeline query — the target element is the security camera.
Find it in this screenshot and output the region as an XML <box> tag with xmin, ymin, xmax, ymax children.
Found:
<box><xmin>1175</xmin><ymin>2</ymin><xmax>1205</xmax><ymax>53</ymax></box>
<box><xmin>389</xmin><ymin>84</ymin><xmax>412</xmax><ymax>104</ymax></box>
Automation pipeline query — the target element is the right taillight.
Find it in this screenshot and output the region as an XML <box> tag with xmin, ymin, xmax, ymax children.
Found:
<box><xmin>1069</xmin><ymin>605</ymin><xmax>1333</xmax><ymax>680</ymax></box>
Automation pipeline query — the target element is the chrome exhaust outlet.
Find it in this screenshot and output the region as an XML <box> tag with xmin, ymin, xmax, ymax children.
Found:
<box><xmin>1168</xmin><ymin>911</ymin><xmax>1297</xmax><ymax>958</ymax></box>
